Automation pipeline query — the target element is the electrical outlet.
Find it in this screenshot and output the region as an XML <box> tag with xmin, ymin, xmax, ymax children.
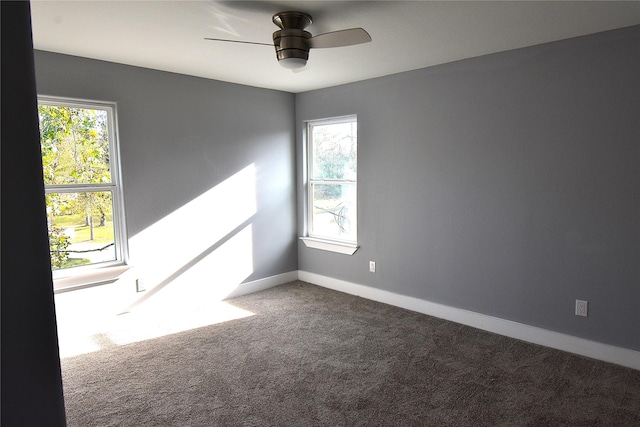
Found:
<box><xmin>136</xmin><ymin>278</ymin><xmax>146</xmax><ymax>293</ymax></box>
<box><xmin>369</xmin><ymin>261</ymin><xmax>376</xmax><ymax>273</ymax></box>
<box><xmin>575</xmin><ymin>299</ymin><xmax>588</xmax><ymax>317</ymax></box>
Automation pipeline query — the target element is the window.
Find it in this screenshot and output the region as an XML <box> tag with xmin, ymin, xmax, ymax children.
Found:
<box><xmin>38</xmin><ymin>96</ymin><xmax>127</xmax><ymax>276</ymax></box>
<box><xmin>304</xmin><ymin>116</ymin><xmax>357</xmax><ymax>254</ymax></box>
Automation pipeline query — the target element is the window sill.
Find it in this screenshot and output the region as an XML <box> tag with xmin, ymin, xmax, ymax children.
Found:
<box><xmin>300</xmin><ymin>237</ymin><xmax>359</xmax><ymax>255</ymax></box>
<box><xmin>53</xmin><ymin>264</ymin><xmax>130</xmax><ymax>293</ymax></box>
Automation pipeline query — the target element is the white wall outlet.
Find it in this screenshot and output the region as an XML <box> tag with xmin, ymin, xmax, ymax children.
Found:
<box><xmin>136</xmin><ymin>278</ymin><xmax>146</xmax><ymax>293</ymax></box>
<box><xmin>369</xmin><ymin>261</ymin><xmax>376</xmax><ymax>273</ymax></box>
<box><xmin>575</xmin><ymin>299</ymin><xmax>588</xmax><ymax>317</ymax></box>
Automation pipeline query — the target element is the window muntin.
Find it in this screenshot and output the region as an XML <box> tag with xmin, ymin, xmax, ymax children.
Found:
<box><xmin>307</xmin><ymin>116</ymin><xmax>357</xmax><ymax>244</ymax></box>
<box><xmin>38</xmin><ymin>96</ymin><xmax>126</xmax><ymax>274</ymax></box>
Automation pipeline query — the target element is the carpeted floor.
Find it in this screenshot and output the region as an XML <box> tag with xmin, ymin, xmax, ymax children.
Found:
<box><xmin>60</xmin><ymin>281</ymin><xmax>640</xmax><ymax>426</ymax></box>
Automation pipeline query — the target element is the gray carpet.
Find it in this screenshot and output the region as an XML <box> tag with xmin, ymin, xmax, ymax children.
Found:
<box><xmin>61</xmin><ymin>281</ymin><xmax>640</xmax><ymax>426</ymax></box>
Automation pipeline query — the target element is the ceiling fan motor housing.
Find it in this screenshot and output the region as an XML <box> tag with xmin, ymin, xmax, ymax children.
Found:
<box><xmin>273</xmin><ymin>29</ymin><xmax>311</xmax><ymax>61</ymax></box>
<box><xmin>272</xmin><ymin>11</ymin><xmax>313</xmax><ymax>68</ymax></box>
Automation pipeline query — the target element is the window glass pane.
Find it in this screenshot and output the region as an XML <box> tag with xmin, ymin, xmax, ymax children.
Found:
<box><xmin>46</xmin><ymin>191</ymin><xmax>116</xmax><ymax>270</ymax></box>
<box><xmin>311</xmin><ymin>121</ymin><xmax>357</xmax><ymax>180</ymax></box>
<box><xmin>39</xmin><ymin>105</ymin><xmax>111</xmax><ymax>185</ymax></box>
<box><xmin>310</xmin><ymin>183</ymin><xmax>357</xmax><ymax>242</ymax></box>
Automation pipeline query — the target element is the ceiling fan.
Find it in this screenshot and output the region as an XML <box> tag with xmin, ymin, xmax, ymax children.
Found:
<box><xmin>205</xmin><ymin>11</ymin><xmax>371</xmax><ymax>69</ymax></box>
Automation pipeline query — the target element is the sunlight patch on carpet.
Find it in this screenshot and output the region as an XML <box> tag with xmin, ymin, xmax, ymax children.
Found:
<box><xmin>57</xmin><ymin>300</ymin><xmax>255</xmax><ymax>358</ymax></box>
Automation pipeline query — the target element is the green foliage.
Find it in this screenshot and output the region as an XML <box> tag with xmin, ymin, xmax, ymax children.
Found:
<box><xmin>48</xmin><ymin>225</ymin><xmax>70</xmax><ymax>270</ymax></box>
<box><xmin>38</xmin><ymin>105</ymin><xmax>111</xmax><ymax>186</ymax></box>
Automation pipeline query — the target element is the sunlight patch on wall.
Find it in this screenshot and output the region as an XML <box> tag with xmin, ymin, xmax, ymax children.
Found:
<box><xmin>128</xmin><ymin>163</ymin><xmax>257</xmax><ymax>294</ymax></box>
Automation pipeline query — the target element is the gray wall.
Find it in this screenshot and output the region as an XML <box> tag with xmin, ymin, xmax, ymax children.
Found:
<box><xmin>35</xmin><ymin>51</ymin><xmax>298</xmax><ymax>299</ymax></box>
<box><xmin>296</xmin><ymin>26</ymin><xmax>640</xmax><ymax>351</ymax></box>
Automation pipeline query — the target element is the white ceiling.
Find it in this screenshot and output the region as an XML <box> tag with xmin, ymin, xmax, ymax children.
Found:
<box><xmin>30</xmin><ymin>1</ymin><xmax>640</xmax><ymax>93</ymax></box>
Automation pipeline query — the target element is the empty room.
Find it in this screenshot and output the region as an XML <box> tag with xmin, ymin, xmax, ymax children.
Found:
<box><xmin>2</xmin><ymin>1</ymin><xmax>639</xmax><ymax>426</ymax></box>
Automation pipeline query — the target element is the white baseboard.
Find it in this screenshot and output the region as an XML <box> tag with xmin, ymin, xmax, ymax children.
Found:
<box><xmin>224</xmin><ymin>271</ymin><xmax>299</xmax><ymax>299</ymax></box>
<box><xmin>298</xmin><ymin>271</ymin><xmax>640</xmax><ymax>371</ymax></box>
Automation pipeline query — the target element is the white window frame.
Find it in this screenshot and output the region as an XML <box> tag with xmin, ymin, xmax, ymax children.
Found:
<box><xmin>301</xmin><ymin>115</ymin><xmax>358</xmax><ymax>255</ymax></box>
<box><xmin>38</xmin><ymin>95</ymin><xmax>128</xmax><ymax>282</ymax></box>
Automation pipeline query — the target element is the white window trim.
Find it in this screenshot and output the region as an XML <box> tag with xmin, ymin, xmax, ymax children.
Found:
<box><xmin>53</xmin><ymin>264</ymin><xmax>131</xmax><ymax>293</ymax></box>
<box><xmin>303</xmin><ymin>115</ymin><xmax>359</xmax><ymax>254</ymax></box>
<box><xmin>300</xmin><ymin>236</ymin><xmax>359</xmax><ymax>255</ymax></box>
<box><xmin>38</xmin><ymin>95</ymin><xmax>129</xmax><ymax>282</ymax></box>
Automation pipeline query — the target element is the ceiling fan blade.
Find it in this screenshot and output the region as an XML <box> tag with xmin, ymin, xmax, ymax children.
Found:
<box><xmin>308</xmin><ymin>28</ymin><xmax>371</xmax><ymax>49</ymax></box>
<box><xmin>204</xmin><ymin>38</ymin><xmax>272</xmax><ymax>47</ymax></box>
